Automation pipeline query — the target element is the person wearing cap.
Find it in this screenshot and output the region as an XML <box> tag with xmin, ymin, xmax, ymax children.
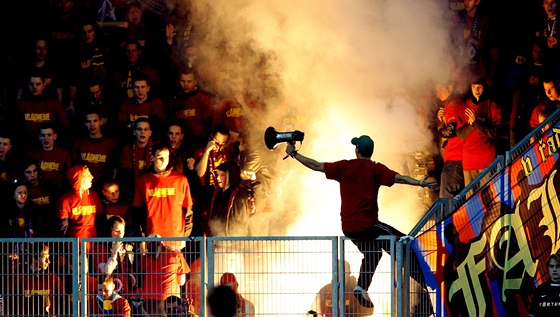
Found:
<box><xmin>56</xmin><ymin>164</ymin><xmax>104</xmax><ymax>238</ymax></box>
<box><xmin>285</xmin><ymin>135</ymin><xmax>437</xmax><ymax>309</ymax></box>
<box><xmin>219</xmin><ymin>272</ymin><xmax>255</xmax><ymax>316</ymax></box>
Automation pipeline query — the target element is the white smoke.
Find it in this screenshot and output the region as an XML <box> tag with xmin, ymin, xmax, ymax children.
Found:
<box><xmin>189</xmin><ymin>0</ymin><xmax>453</xmax><ymax>236</ymax></box>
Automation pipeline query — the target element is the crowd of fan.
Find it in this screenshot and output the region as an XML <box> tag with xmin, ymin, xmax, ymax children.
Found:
<box><xmin>0</xmin><ymin>0</ymin><xmax>559</xmax><ymax>315</ymax></box>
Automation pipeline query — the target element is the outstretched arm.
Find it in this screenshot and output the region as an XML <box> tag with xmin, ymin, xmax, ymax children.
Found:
<box><xmin>285</xmin><ymin>143</ymin><xmax>324</xmax><ymax>172</ymax></box>
<box><xmin>395</xmin><ymin>174</ymin><xmax>438</xmax><ymax>190</ymax></box>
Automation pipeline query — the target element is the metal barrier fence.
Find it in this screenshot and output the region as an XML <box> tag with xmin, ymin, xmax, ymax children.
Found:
<box><xmin>0</xmin><ymin>238</ymin><xmax>79</xmax><ymax>317</ymax></box>
<box><xmin>0</xmin><ymin>236</ymin><xmax>433</xmax><ymax>317</ymax></box>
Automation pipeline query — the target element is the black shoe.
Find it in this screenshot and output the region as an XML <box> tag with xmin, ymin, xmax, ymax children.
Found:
<box><xmin>353</xmin><ymin>286</ymin><xmax>374</xmax><ymax>308</ymax></box>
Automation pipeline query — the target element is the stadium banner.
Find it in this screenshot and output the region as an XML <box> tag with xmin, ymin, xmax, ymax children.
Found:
<box><xmin>413</xmin><ymin>121</ymin><xmax>560</xmax><ymax>317</ymax></box>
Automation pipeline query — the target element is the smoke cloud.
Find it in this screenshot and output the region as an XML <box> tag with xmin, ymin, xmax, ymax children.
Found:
<box><xmin>189</xmin><ymin>0</ymin><xmax>453</xmax><ymax>236</ymax></box>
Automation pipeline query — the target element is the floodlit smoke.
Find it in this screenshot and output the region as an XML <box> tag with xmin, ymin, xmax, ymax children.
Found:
<box><xmin>189</xmin><ymin>0</ymin><xmax>453</xmax><ymax>236</ymax></box>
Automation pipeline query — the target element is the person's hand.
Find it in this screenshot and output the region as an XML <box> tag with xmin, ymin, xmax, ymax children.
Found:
<box><xmin>166</xmin><ymin>24</ymin><xmax>175</xmax><ymax>38</ymax></box>
<box><xmin>65</xmin><ymin>102</ymin><xmax>75</xmax><ymax>115</ymax></box>
<box><xmin>187</xmin><ymin>157</ymin><xmax>195</xmax><ymax>170</ymax></box>
<box><xmin>205</xmin><ymin>140</ymin><xmax>217</xmax><ymax>154</ymax></box>
<box><xmin>166</xmin><ymin>23</ymin><xmax>176</xmax><ymax>45</ymax></box>
<box><xmin>242</xmin><ymin>169</ymin><xmax>256</xmax><ymax>181</ymax></box>
<box><xmin>437</xmin><ymin>107</ymin><xmax>445</xmax><ymax>122</ymax></box>
<box><xmin>465</xmin><ymin>108</ymin><xmax>477</xmax><ymax>125</ymax></box>
<box><xmin>285</xmin><ymin>142</ymin><xmax>295</xmax><ymax>156</ymax></box>
<box><xmin>111</xmin><ymin>241</ymin><xmax>123</xmax><ymax>254</ymax></box>
<box><xmin>548</xmin><ymin>37</ymin><xmax>558</xmax><ymax>49</ymax></box>
<box><xmin>420</xmin><ymin>177</ymin><xmax>439</xmax><ymax>190</ymax></box>
<box><xmin>139</xmin><ymin>241</ymin><xmax>147</xmax><ymax>255</ymax></box>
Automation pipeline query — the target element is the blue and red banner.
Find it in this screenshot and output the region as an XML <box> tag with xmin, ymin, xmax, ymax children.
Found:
<box><xmin>413</xmin><ymin>123</ymin><xmax>560</xmax><ymax>316</ymax></box>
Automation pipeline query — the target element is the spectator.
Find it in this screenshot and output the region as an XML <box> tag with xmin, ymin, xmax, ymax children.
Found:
<box><xmin>27</xmin><ymin>124</ymin><xmax>72</xmax><ymax>192</ymax></box>
<box><xmin>207</xmin><ymin>285</ymin><xmax>238</xmax><ymax>317</ymax></box>
<box><xmin>101</xmin><ymin>179</ymin><xmax>131</xmax><ymax>222</ymax></box>
<box><xmin>529</xmin><ymin>77</ymin><xmax>560</xmax><ymax>128</ymax></box>
<box><xmin>164</xmin><ymin>119</ymin><xmax>197</xmax><ymax>175</ymax></box>
<box><xmin>208</xmin><ymin>162</ymin><xmax>255</xmax><ymax>237</ymax></box>
<box><xmin>19</xmin><ymin>157</ymin><xmax>59</xmax><ymax>237</ymax></box>
<box><xmin>132</xmin><ymin>144</ymin><xmax>193</xmax><ymax>250</ymax></box>
<box><xmin>113</xmin><ymin>39</ymin><xmax>160</xmax><ymax>101</ymax></box>
<box><xmin>165</xmin><ymin>120</ymin><xmax>189</xmax><ymax>174</ymax></box>
<box><xmin>169</xmin><ymin>67</ymin><xmax>214</xmax><ymax>148</ymax></box>
<box><xmin>0</xmin><ymin>179</ymin><xmax>37</xmax><ymax>238</ymax></box>
<box><xmin>453</xmin><ymin>0</ymin><xmax>498</xmax><ymax>87</ymax></box>
<box><xmin>164</xmin><ymin>295</ymin><xmax>199</xmax><ymax>317</ymax></box>
<box><xmin>214</xmin><ymin>76</ymin><xmax>263</xmax><ymax>138</ymax></box>
<box><xmin>219</xmin><ymin>272</ymin><xmax>255</xmax><ymax>316</ymax></box>
<box><xmin>195</xmin><ymin>124</ymin><xmax>230</xmax><ymax>235</ymax></box>
<box><xmin>57</xmin><ymin>165</ymin><xmax>104</xmax><ymax>238</ymax></box>
<box><xmin>77</xmin><ymin>19</ymin><xmax>107</xmax><ymax>100</ymax></box>
<box><xmin>138</xmin><ymin>235</ymin><xmax>189</xmax><ymax>316</ymax></box>
<box><xmin>0</xmin><ymin>132</ymin><xmax>18</xmax><ymax>196</ymax></box>
<box><xmin>118</xmin><ymin>117</ymin><xmax>155</xmax><ymax>198</ymax></box>
<box><xmin>457</xmin><ymin>76</ymin><xmax>501</xmax><ymax>185</ymax></box>
<box><xmin>313</xmin><ymin>261</ymin><xmax>373</xmax><ymax>317</ymax></box>
<box><xmin>529</xmin><ymin>253</ymin><xmax>560</xmax><ymax>316</ymax></box>
<box><xmin>72</xmin><ymin>109</ymin><xmax>118</xmax><ymax>189</ymax></box>
<box><xmin>48</xmin><ymin>0</ymin><xmax>85</xmax><ymax>113</ymax></box>
<box><xmin>15</xmin><ymin>74</ymin><xmax>70</xmax><ymax>149</ymax></box>
<box><xmin>535</xmin><ymin>0</ymin><xmax>560</xmax><ymax>71</ymax></box>
<box><xmin>90</xmin><ymin>215</ymin><xmax>137</xmax><ymax>296</ymax></box>
<box><xmin>195</xmin><ymin>125</ymin><xmax>230</xmax><ymax>190</ymax></box>
<box><xmin>117</xmin><ymin>74</ymin><xmax>165</xmax><ymax>139</ymax></box>
<box><xmin>90</xmin><ymin>275</ymin><xmax>132</xmax><ymax>317</ymax></box>
<box><xmin>435</xmin><ymin>82</ymin><xmax>466</xmax><ymax>199</ymax></box>
<box><xmin>510</xmin><ymin>61</ymin><xmax>546</xmax><ymax>146</ymax></box>
<box><xmin>16</xmin><ymin>38</ymin><xmax>61</xmax><ymax>102</ymax></box>
<box><xmin>235</xmin><ymin>133</ymin><xmax>274</xmax><ymax>215</ymax></box>
<box><xmin>5</xmin><ymin>242</ymin><xmax>67</xmax><ymax>316</ymax></box>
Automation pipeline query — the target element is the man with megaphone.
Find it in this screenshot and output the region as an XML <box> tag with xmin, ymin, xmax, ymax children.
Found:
<box><xmin>284</xmin><ymin>135</ymin><xmax>437</xmax><ymax>309</ymax></box>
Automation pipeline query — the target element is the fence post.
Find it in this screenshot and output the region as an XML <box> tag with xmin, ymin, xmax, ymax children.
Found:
<box><xmin>396</xmin><ymin>237</ymin><xmax>403</xmax><ymax>317</ymax></box>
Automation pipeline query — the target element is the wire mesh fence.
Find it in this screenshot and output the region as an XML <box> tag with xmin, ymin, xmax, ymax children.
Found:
<box><xmin>0</xmin><ymin>236</ymin><xmax>433</xmax><ymax>317</ymax></box>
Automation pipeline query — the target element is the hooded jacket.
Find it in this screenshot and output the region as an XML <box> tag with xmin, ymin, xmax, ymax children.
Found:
<box><xmin>57</xmin><ymin>165</ymin><xmax>103</xmax><ymax>238</ymax></box>
<box><xmin>209</xmin><ymin>162</ymin><xmax>255</xmax><ymax>236</ymax></box>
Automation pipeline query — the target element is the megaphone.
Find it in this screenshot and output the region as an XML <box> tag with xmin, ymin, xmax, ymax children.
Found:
<box><xmin>264</xmin><ymin>126</ymin><xmax>304</xmax><ymax>150</ymax></box>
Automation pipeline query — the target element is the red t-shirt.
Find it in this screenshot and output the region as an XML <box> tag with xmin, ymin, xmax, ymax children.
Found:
<box><xmin>120</xmin><ymin>143</ymin><xmax>152</xmax><ymax>178</ymax></box>
<box><xmin>27</xmin><ymin>146</ymin><xmax>72</xmax><ymax>186</ymax></box>
<box><xmin>323</xmin><ymin>159</ymin><xmax>398</xmax><ymax>233</ymax></box>
<box><xmin>170</xmin><ymin>89</ymin><xmax>214</xmax><ymax>139</ymax></box>
<box><xmin>8</xmin><ymin>271</ymin><xmax>65</xmax><ymax>316</ymax></box>
<box><xmin>118</xmin><ymin>98</ymin><xmax>165</xmax><ymax>124</ymax></box>
<box><xmin>57</xmin><ymin>190</ymin><xmax>103</xmax><ymax>238</ymax></box>
<box><xmin>442</xmin><ymin>99</ymin><xmax>465</xmax><ymax>162</ymax></box>
<box><xmin>138</xmin><ymin>249</ymin><xmax>189</xmax><ymax>300</ymax></box>
<box><xmin>16</xmin><ymin>97</ymin><xmax>70</xmax><ymax>142</ymax></box>
<box><xmin>133</xmin><ymin>170</ymin><xmax>192</xmax><ymax>238</ymax></box>
<box><xmin>73</xmin><ymin>136</ymin><xmax>117</xmax><ymax>183</ymax></box>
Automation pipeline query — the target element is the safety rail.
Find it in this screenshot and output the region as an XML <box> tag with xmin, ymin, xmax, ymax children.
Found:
<box><xmin>0</xmin><ymin>236</ymin><xmax>432</xmax><ymax>317</ymax></box>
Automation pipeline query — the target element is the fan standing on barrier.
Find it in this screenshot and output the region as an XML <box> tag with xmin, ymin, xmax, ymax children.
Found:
<box><xmin>285</xmin><ymin>135</ymin><xmax>437</xmax><ymax>309</ymax></box>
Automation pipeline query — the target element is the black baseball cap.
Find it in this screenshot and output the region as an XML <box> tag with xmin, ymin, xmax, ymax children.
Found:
<box><xmin>351</xmin><ymin>135</ymin><xmax>374</xmax><ymax>156</ymax></box>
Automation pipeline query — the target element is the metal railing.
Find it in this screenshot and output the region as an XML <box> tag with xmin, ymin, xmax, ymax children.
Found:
<box><xmin>0</xmin><ymin>236</ymin><xmax>432</xmax><ymax>317</ymax></box>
